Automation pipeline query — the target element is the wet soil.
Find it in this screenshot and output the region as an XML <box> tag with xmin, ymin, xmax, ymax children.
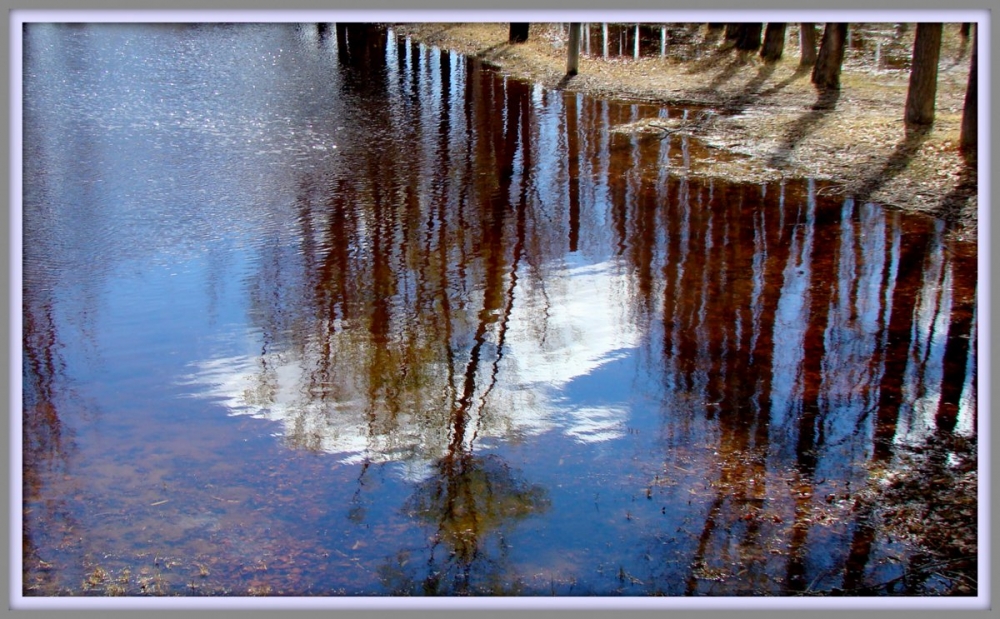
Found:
<box><xmin>393</xmin><ymin>22</ymin><xmax>979</xmax><ymax>242</ymax></box>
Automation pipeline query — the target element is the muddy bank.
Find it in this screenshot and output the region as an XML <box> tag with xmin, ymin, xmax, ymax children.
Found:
<box><xmin>393</xmin><ymin>23</ymin><xmax>978</xmax><ymax>241</ymax></box>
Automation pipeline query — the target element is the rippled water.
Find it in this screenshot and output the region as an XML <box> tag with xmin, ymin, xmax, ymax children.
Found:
<box><xmin>21</xmin><ymin>23</ymin><xmax>978</xmax><ymax>598</ymax></box>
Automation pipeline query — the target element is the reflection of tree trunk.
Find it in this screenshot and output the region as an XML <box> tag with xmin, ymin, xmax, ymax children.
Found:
<box><xmin>842</xmin><ymin>516</ymin><xmax>877</xmax><ymax>591</ymax></box>
<box><xmin>785</xmin><ymin>186</ymin><xmax>839</xmax><ymax>593</ymax></box>
<box><xmin>673</xmin><ymin>175</ymin><xmax>783</xmax><ymax>572</ymax></box>
<box><xmin>935</xmin><ymin>259</ymin><xmax>976</xmax><ymax>435</ymax></box>
<box><xmin>629</xmin><ymin>111</ymin><xmax>661</xmax><ymax>316</ymax></box>
<box><xmin>368</xmin><ymin>183</ymin><xmax>394</xmax><ymax>348</ymax></box>
<box><xmin>22</xmin><ymin>289</ymin><xmax>73</xmax><ymax>587</ymax></box>
<box><xmin>22</xmin><ymin>295</ymin><xmax>69</xmax><ymax>495</ymax></box>
<box><xmin>480</xmin><ymin>77</ymin><xmax>532</xmax><ymax>407</ymax></box>
<box><xmin>846</xmin><ymin>235</ymin><xmax>967</xmax><ymax>591</ymax></box>
<box><xmin>608</xmin><ymin>105</ymin><xmax>630</xmax><ymax>255</ymax></box>
<box><xmin>566</xmin><ymin>92</ymin><xmax>581</xmax><ymax>253</ymax></box>
<box><xmin>660</xmin><ymin>176</ymin><xmax>686</xmax><ymax>384</ymax></box>
<box><xmin>439</xmin><ymin>46</ymin><xmax>451</xmax><ymax>134</ymax></box>
<box><xmin>743</xmin><ymin>184</ymin><xmax>791</xmax><ymax>547</ymax></box>
<box><xmin>683</xmin><ymin>184</ymin><xmax>769</xmax><ymax>591</ymax></box>
<box><xmin>702</xmin><ymin>184</ymin><xmax>728</xmax><ymax>411</ymax></box>
<box><xmin>677</xmin><ymin>184</ymin><xmax>710</xmax><ymax>390</ymax></box>
<box><xmin>662</xmin><ymin>178</ymin><xmax>699</xmax><ymax>393</ymax></box>
<box><xmin>448</xmin><ymin>72</ymin><xmax>530</xmax><ymax>456</ymax></box>
<box><xmin>750</xmin><ymin>182</ymin><xmax>792</xmax><ymax>443</ymax></box>
<box><xmin>796</xmin><ymin>199</ymin><xmax>839</xmax><ymax>475</ymax></box>
<box><xmin>872</xmin><ymin>230</ymin><xmax>930</xmax><ymax>461</ymax></box>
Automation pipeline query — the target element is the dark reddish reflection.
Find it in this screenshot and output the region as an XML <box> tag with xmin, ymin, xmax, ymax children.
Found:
<box><xmin>22</xmin><ymin>284</ymin><xmax>77</xmax><ymax>593</ymax></box>
<box><xmin>626</xmin><ymin>175</ymin><xmax>977</xmax><ymax>594</ymax></box>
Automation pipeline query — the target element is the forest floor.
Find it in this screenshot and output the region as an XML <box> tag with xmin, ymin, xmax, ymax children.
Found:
<box><xmin>393</xmin><ymin>23</ymin><xmax>980</xmax><ymax>242</ymax></box>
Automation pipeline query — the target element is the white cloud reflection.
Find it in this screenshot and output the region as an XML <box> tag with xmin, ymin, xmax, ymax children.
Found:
<box><xmin>181</xmin><ymin>260</ymin><xmax>641</xmax><ymax>477</ymax></box>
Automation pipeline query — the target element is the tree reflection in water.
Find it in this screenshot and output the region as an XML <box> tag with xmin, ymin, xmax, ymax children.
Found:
<box><xmin>381</xmin><ymin>453</ymin><xmax>548</xmax><ymax>595</ymax></box>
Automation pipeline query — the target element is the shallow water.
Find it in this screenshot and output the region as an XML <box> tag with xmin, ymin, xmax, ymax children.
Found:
<box><xmin>22</xmin><ymin>23</ymin><xmax>977</xmax><ymax>597</ymax></box>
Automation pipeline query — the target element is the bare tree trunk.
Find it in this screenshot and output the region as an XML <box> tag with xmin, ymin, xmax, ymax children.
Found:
<box><xmin>799</xmin><ymin>23</ymin><xmax>818</xmax><ymax>67</ymax></box>
<box><xmin>735</xmin><ymin>23</ymin><xmax>763</xmax><ymax>52</ymax></box>
<box><xmin>509</xmin><ymin>23</ymin><xmax>529</xmax><ymax>43</ymax></box>
<box><xmin>703</xmin><ymin>23</ymin><xmax>724</xmax><ymax>44</ymax></box>
<box><xmin>904</xmin><ymin>23</ymin><xmax>943</xmax><ymax>126</ymax></box>
<box><xmin>760</xmin><ymin>23</ymin><xmax>786</xmax><ymax>62</ymax></box>
<box><xmin>724</xmin><ymin>23</ymin><xmax>742</xmax><ymax>43</ymax></box>
<box><xmin>811</xmin><ymin>23</ymin><xmax>848</xmax><ymax>90</ymax></box>
<box><xmin>567</xmin><ymin>23</ymin><xmax>581</xmax><ymax>75</ymax></box>
<box><xmin>960</xmin><ymin>25</ymin><xmax>977</xmax><ymax>158</ymax></box>
<box><xmin>960</xmin><ymin>22</ymin><xmax>971</xmax><ymax>38</ymax></box>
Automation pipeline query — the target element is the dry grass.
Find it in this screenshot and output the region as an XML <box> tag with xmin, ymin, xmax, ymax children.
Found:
<box><xmin>394</xmin><ymin>22</ymin><xmax>978</xmax><ymax>241</ymax></box>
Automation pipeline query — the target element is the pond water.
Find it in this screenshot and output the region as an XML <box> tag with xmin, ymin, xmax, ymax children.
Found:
<box><xmin>21</xmin><ymin>23</ymin><xmax>978</xmax><ymax>597</ymax></box>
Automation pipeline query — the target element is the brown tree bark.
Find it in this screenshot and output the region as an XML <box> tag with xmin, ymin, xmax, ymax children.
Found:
<box><xmin>960</xmin><ymin>25</ymin><xmax>977</xmax><ymax>158</ymax></box>
<box><xmin>904</xmin><ymin>23</ymin><xmax>943</xmax><ymax>126</ymax></box>
<box><xmin>760</xmin><ymin>23</ymin><xmax>786</xmax><ymax>62</ymax></box>
<box><xmin>509</xmin><ymin>23</ymin><xmax>529</xmax><ymax>43</ymax></box>
<box><xmin>799</xmin><ymin>23</ymin><xmax>818</xmax><ymax>67</ymax></box>
<box><xmin>566</xmin><ymin>23</ymin><xmax>581</xmax><ymax>75</ymax></box>
<box><xmin>735</xmin><ymin>23</ymin><xmax>763</xmax><ymax>52</ymax></box>
<box><xmin>811</xmin><ymin>23</ymin><xmax>848</xmax><ymax>90</ymax></box>
<box><xmin>724</xmin><ymin>23</ymin><xmax>742</xmax><ymax>42</ymax></box>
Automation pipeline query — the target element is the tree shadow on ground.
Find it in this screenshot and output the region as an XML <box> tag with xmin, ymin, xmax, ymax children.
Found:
<box><xmin>850</xmin><ymin>124</ymin><xmax>932</xmax><ymax>204</ymax></box>
<box><xmin>717</xmin><ymin>61</ymin><xmax>776</xmax><ymax>115</ymax></box>
<box><xmin>934</xmin><ymin>158</ymin><xmax>977</xmax><ymax>223</ymax></box>
<box><xmin>686</xmin><ymin>50</ymin><xmax>778</xmax><ymax>117</ymax></box>
<box><xmin>473</xmin><ymin>41</ymin><xmax>513</xmax><ymax>62</ymax></box>
<box><xmin>766</xmin><ymin>88</ymin><xmax>841</xmax><ymax>169</ymax></box>
<box><xmin>703</xmin><ymin>52</ymin><xmax>753</xmax><ymax>93</ymax></box>
<box><xmin>555</xmin><ymin>73</ymin><xmax>576</xmax><ymax>89</ymax></box>
<box><xmin>946</xmin><ymin>35</ymin><xmax>971</xmax><ymax>69</ymax></box>
<box><xmin>405</xmin><ymin>24</ymin><xmax>460</xmax><ymax>45</ymax></box>
<box><xmin>757</xmin><ymin>65</ymin><xmax>811</xmax><ymax>99</ymax></box>
<box><xmin>686</xmin><ymin>46</ymin><xmax>750</xmax><ymax>90</ymax></box>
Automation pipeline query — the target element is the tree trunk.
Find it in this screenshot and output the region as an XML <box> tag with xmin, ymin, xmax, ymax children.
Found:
<box><xmin>904</xmin><ymin>23</ymin><xmax>943</xmax><ymax>126</ymax></box>
<box><xmin>960</xmin><ymin>25</ymin><xmax>977</xmax><ymax>158</ymax></box>
<box><xmin>811</xmin><ymin>23</ymin><xmax>848</xmax><ymax>90</ymax></box>
<box><xmin>724</xmin><ymin>23</ymin><xmax>742</xmax><ymax>42</ymax></box>
<box><xmin>703</xmin><ymin>23</ymin><xmax>724</xmax><ymax>44</ymax></box>
<box><xmin>735</xmin><ymin>23</ymin><xmax>763</xmax><ymax>52</ymax></box>
<box><xmin>799</xmin><ymin>23</ymin><xmax>818</xmax><ymax>67</ymax></box>
<box><xmin>509</xmin><ymin>23</ymin><xmax>529</xmax><ymax>43</ymax></box>
<box><xmin>960</xmin><ymin>22</ymin><xmax>971</xmax><ymax>38</ymax></box>
<box><xmin>760</xmin><ymin>23</ymin><xmax>786</xmax><ymax>62</ymax></box>
<box><xmin>567</xmin><ymin>23</ymin><xmax>581</xmax><ymax>75</ymax></box>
